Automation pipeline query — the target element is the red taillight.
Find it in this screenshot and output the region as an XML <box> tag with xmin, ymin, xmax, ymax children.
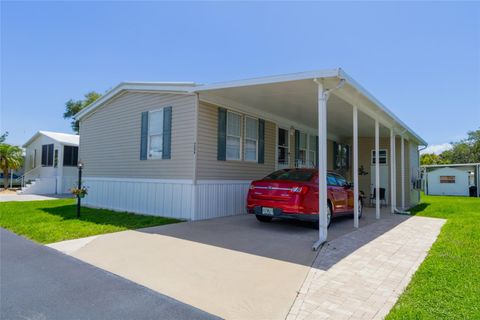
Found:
<box><xmin>289</xmin><ymin>186</ymin><xmax>309</xmax><ymax>195</ymax></box>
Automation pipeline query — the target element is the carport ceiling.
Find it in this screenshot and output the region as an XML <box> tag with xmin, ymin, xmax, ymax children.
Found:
<box><xmin>198</xmin><ymin>79</ymin><xmax>392</xmax><ymax>139</ymax></box>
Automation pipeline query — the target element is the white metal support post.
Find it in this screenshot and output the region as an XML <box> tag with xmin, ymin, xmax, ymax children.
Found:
<box><xmin>375</xmin><ymin>119</ymin><xmax>380</xmax><ymax>219</ymax></box>
<box><xmin>390</xmin><ymin>129</ymin><xmax>396</xmax><ymax>213</ymax></box>
<box><xmin>353</xmin><ymin>105</ymin><xmax>359</xmax><ymax>228</ymax></box>
<box><xmin>401</xmin><ymin>135</ymin><xmax>405</xmax><ymax>209</ymax></box>
<box><xmin>313</xmin><ymin>81</ymin><xmax>328</xmax><ymax>250</ymax></box>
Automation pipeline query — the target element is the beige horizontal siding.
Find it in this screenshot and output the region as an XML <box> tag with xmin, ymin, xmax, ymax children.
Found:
<box><xmin>79</xmin><ymin>92</ymin><xmax>196</xmax><ymax>179</ymax></box>
<box><xmin>352</xmin><ymin>136</ymin><xmax>411</xmax><ymax>207</ymax></box>
<box><xmin>197</xmin><ymin>101</ymin><xmax>276</xmax><ymax>180</ymax></box>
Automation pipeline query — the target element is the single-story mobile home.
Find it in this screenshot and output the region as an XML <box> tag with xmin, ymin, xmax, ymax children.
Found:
<box><xmin>75</xmin><ymin>68</ymin><xmax>426</xmax><ymax>244</ymax></box>
<box><xmin>20</xmin><ymin>131</ymin><xmax>79</xmax><ymax>194</ymax></box>
<box><xmin>422</xmin><ymin>163</ymin><xmax>480</xmax><ymax>197</ymax></box>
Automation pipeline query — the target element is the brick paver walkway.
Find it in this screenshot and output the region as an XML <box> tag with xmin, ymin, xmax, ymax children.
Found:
<box><xmin>287</xmin><ymin>215</ymin><xmax>445</xmax><ymax>320</ymax></box>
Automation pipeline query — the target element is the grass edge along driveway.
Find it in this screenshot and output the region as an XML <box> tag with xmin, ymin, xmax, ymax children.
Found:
<box><xmin>387</xmin><ymin>194</ymin><xmax>480</xmax><ymax>319</ymax></box>
<box><xmin>0</xmin><ymin>199</ymin><xmax>180</xmax><ymax>244</ymax></box>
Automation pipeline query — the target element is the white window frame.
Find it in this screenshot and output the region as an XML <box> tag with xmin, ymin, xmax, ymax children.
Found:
<box><xmin>371</xmin><ymin>149</ymin><xmax>388</xmax><ymax>165</ymax></box>
<box><xmin>226</xmin><ymin>110</ymin><xmax>242</xmax><ymax>161</ymax></box>
<box><xmin>439</xmin><ymin>175</ymin><xmax>456</xmax><ymax>184</ymax></box>
<box><xmin>147</xmin><ymin>108</ymin><xmax>164</xmax><ymax>159</ymax></box>
<box><xmin>277</xmin><ymin>126</ymin><xmax>290</xmax><ymax>169</ymax></box>
<box><xmin>298</xmin><ymin>131</ymin><xmax>308</xmax><ymax>167</ymax></box>
<box><xmin>244</xmin><ymin>116</ymin><xmax>258</xmax><ymax>162</ymax></box>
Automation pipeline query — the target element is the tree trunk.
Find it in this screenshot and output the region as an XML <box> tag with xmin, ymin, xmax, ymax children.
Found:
<box><xmin>3</xmin><ymin>169</ymin><xmax>8</xmax><ymax>190</ymax></box>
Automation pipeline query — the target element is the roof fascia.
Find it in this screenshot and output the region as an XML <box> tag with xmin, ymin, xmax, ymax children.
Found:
<box><xmin>75</xmin><ymin>83</ymin><xmax>194</xmax><ymax>120</ymax></box>
<box><xmin>192</xmin><ymin>69</ymin><xmax>340</xmax><ymax>92</ymax></box>
<box><xmin>22</xmin><ymin>132</ymin><xmax>41</xmax><ymax>148</ymax></box>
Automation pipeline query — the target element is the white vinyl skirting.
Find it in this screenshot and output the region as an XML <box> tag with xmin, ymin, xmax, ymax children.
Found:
<box><xmin>195</xmin><ymin>180</ymin><xmax>251</xmax><ymax>220</ymax></box>
<box><xmin>82</xmin><ymin>177</ymin><xmax>251</xmax><ymax>220</ymax></box>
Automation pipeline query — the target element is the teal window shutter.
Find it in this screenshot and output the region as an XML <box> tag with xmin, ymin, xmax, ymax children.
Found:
<box><xmin>162</xmin><ymin>106</ymin><xmax>172</xmax><ymax>159</ymax></box>
<box><xmin>140</xmin><ymin>112</ymin><xmax>149</xmax><ymax>160</ymax></box>
<box><xmin>333</xmin><ymin>141</ymin><xmax>338</xmax><ymax>169</ymax></box>
<box><xmin>217</xmin><ymin>107</ymin><xmax>227</xmax><ymax>161</ymax></box>
<box><xmin>294</xmin><ymin>130</ymin><xmax>300</xmax><ymax>166</ymax></box>
<box><xmin>258</xmin><ymin>119</ymin><xmax>265</xmax><ymax>164</ymax></box>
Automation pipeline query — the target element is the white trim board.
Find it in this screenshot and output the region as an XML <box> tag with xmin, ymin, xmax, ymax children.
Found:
<box><xmin>197</xmin><ymin>180</ymin><xmax>253</xmax><ymax>185</ymax></box>
<box><xmin>84</xmin><ymin>177</ymin><xmax>193</xmax><ymax>184</ymax></box>
<box><xmin>84</xmin><ymin>177</ymin><xmax>254</xmax><ymax>185</ymax></box>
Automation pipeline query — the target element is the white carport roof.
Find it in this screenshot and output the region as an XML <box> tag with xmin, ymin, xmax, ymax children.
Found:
<box><xmin>74</xmin><ymin>68</ymin><xmax>426</xmax><ymax>146</ymax></box>
<box><xmin>23</xmin><ymin>131</ymin><xmax>79</xmax><ymax>148</ymax></box>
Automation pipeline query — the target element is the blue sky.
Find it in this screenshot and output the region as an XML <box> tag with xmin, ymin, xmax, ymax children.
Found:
<box><xmin>1</xmin><ymin>1</ymin><xmax>479</xmax><ymax>151</ymax></box>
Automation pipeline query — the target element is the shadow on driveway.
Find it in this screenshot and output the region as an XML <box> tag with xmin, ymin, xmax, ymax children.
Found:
<box><xmin>139</xmin><ymin>207</ymin><xmax>410</xmax><ymax>269</ymax></box>
<box><xmin>0</xmin><ymin>228</ymin><xmax>219</xmax><ymax>320</ymax></box>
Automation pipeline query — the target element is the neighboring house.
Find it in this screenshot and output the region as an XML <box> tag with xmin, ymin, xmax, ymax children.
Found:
<box><xmin>20</xmin><ymin>131</ymin><xmax>79</xmax><ymax>195</ymax></box>
<box><xmin>75</xmin><ymin>68</ymin><xmax>426</xmax><ymax>223</ymax></box>
<box><xmin>422</xmin><ymin>163</ymin><xmax>480</xmax><ymax>197</ymax></box>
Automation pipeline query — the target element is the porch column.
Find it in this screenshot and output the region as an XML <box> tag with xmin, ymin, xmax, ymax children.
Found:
<box><xmin>375</xmin><ymin>119</ymin><xmax>380</xmax><ymax>219</ymax></box>
<box><xmin>353</xmin><ymin>105</ymin><xmax>359</xmax><ymax>228</ymax></box>
<box><xmin>401</xmin><ymin>135</ymin><xmax>405</xmax><ymax>209</ymax></box>
<box><xmin>390</xmin><ymin>129</ymin><xmax>396</xmax><ymax>213</ymax></box>
<box><xmin>313</xmin><ymin>81</ymin><xmax>328</xmax><ymax>250</ymax></box>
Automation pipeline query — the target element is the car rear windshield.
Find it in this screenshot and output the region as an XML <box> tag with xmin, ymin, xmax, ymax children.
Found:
<box><xmin>263</xmin><ymin>170</ymin><xmax>315</xmax><ymax>182</ymax></box>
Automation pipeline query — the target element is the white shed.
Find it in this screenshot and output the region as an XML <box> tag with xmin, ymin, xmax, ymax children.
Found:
<box><xmin>20</xmin><ymin>131</ymin><xmax>79</xmax><ymax>195</ymax></box>
<box><xmin>424</xmin><ymin>164</ymin><xmax>479</xmax><ymax>197</ymax></box>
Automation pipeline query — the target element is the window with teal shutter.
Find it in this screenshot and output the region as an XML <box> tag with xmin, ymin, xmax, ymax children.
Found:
<box><xmin>140</xmin><ymin>107</ymin><xmax>172</xmax><ymax>160</ymax></box>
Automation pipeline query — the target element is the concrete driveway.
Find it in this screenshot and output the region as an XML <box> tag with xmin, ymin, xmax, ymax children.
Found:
<box><xmin>48</xmin><ymin>209</ymin><xmax>400</xmax><ymax>320</ymax></box>
<box><xmin>0</xmin><ymin>228</ymin><xmax>218</xmax><ymax>320</ymax></box>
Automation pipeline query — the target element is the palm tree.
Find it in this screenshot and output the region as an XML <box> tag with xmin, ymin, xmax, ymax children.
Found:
<box><xmin>0</xmin><ymin>144</ymin><xmax>24</xmax><ymax>189</ymax></box>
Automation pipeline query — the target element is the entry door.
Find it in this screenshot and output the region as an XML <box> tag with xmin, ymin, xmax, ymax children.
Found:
<box><xmin>371</xmin><ymin>149</ymin><xmax>389</xmax><ymax>204</ymax></box>
<box><xmin>277</xmin><ymin>128</ymin><xmax>289</xmax><ymax>169</ymax></box>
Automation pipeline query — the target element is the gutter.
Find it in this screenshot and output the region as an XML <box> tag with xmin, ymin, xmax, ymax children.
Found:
<box><xmin>338</xmin><ymin>69</ymin><xmax>427</xmax><ymax>146</ymax></box>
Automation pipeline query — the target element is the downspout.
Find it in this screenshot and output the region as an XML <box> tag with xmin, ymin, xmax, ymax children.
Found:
<box><xmin>418</xmin><ymin>145</ymin><xmax>427</xmax><ymax>153</ymax></box>
<box><xmin>314</xmin><ymin>78</ymin><xmax>346</xmax><ymax>100</ymax></box>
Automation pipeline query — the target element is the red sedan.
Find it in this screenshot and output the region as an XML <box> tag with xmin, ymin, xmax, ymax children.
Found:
<box><xmin>246</xmin><ymin>169</ymin><xmax>363</xmax><ymax>227</ymax></box>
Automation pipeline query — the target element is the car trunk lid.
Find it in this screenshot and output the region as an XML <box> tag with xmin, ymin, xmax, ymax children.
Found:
<box><xmin>250</xmin><ymin>180</ymin><xmax>306</xmax><ymax>201</ymax></box>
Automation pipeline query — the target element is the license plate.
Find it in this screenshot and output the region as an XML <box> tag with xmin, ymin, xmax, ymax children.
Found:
<box><xmin>262</xmin><ymin>207</ymin><xmax>274</xmax><ymax>216</ymax></box>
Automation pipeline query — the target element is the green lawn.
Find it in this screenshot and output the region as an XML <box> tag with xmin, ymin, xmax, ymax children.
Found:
<box><xmin>387</xmin><ymin>194</ymin><xmax>480</xmax><ymax>319</ymax></box>
<box><xmin>0</xmin><ymin>199</ymin><xmax>180</xmax><ymax>244</ymax></box>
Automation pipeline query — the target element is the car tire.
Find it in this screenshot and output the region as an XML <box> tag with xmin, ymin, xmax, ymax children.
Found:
<box><xmin>256</xmin><ymin>215</ymin><xmax>273</xmax><ymax>222</ymax></box>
